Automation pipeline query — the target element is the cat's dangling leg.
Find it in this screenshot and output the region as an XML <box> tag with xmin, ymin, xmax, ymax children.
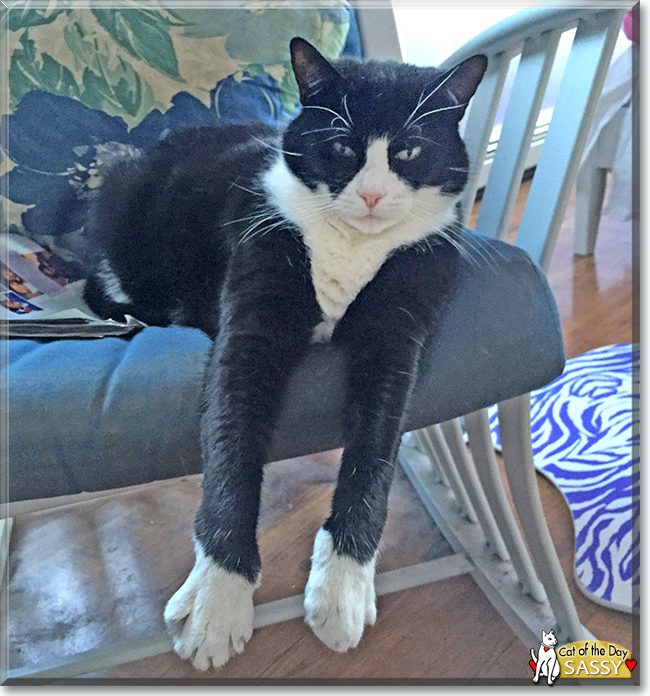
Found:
<box><xmin>164</xmin><ymin>243</ymin><xmax>316</xmax><ymax>670</ymax></box>
<box><xmin>304</xmin><ymin>303</ymin><xmax>427</xmax><ymax>652</ymax></box>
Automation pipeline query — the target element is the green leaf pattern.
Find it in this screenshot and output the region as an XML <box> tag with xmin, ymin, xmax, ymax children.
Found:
<box><xmin>90</xmin><ymin>8</ymin><xmax>183</xmax><ymax>81</ymax></box>
<box><xmin>5</xmin><ymin>1</ymin><xmax>351</xmax><ymax>125</ymax></box>
<box><xmin>7</xmin><ymin>1</ymin><xmax>73</xmax><ymax>31</ymax></box>
<box><xmin>10</xmin><ymin>31</ymin><xmax>79</xmax><ymax>105</ymax></box>
<box><xmin>63</xmin><ymin>20</ymin><xmax>158</xmax><ymax>121</ymax></box>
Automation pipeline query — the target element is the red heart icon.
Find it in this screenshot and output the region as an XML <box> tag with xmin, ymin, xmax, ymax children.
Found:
<box><xmin>626</xmin><ymin>659</ymin><xmax>637</xmax><ymax>672</ymax></box>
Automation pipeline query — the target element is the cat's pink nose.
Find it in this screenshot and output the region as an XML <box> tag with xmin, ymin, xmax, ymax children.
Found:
<box><xmin>360</xmin><ymin>191</ymin><xmax>385</xmax><ymax>209</ymax></box>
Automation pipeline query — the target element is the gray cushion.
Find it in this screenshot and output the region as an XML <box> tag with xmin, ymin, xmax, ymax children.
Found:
<box><xmin>5</xmin><ymin>231</ymin><xmax>564</xmax><ymax>502</ymax></box>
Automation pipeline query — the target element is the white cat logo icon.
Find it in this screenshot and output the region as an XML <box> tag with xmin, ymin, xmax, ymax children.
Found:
<box><xmin>530</xmin><ymin>629</ymin><xmax>561</xmax><ymax>684</ymax></box>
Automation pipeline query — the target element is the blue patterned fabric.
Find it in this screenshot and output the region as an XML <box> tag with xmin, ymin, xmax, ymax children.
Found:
<box><xmin>489</xmin><ymin>344</ymin><xmax>640</xmax><ymax>613</ymax></box>
<box><xmin>0</xmin><ymin>3</ymin><xmax>353</xmax><ymax>261</ymax></box>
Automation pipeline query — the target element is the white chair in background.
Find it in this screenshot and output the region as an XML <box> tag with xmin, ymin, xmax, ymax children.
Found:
<box><xmin>574</xmin><ymin>43</ymin><xmax>637</xmax><ymax>255</ymax></box>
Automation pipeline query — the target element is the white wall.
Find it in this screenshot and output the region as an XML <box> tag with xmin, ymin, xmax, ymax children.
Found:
<box><xmin>393</xmin><ymin>6</ymin><xmax>525</xmax><ymax>68</ymax></box>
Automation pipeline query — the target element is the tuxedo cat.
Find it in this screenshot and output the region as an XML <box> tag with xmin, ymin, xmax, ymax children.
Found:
<box><xmin>531</xmin><ymin>629</ymin><xmax>561</xmax><ymax>684</ymax></box>
<box><xmin>84</xmin><ymin>38</ymin><xmax>487</xmax><ymax>670</ymax></box>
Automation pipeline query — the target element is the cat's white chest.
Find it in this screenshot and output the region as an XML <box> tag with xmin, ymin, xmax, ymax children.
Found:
<box><xmin>303</xmin><ymin>223</ymin><xmax>392</xmax><ymax>331</ymax></box>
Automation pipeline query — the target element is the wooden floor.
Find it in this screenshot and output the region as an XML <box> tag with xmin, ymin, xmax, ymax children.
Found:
<box><xmin>5</xmin><ymin>179</ymin><xmax>637</xmax><ymax>683</ymax></box>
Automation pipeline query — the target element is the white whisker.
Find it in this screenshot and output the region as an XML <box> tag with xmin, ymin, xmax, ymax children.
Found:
<box><xmin>409</xmin><ymin>135</ymin><xmax>442</xmax><ymax>146</ymax></box>
<box><xmin>302</xmin><ymin>105</ymin><xmax>351</xmax><ymax>130</ymax></box>
<box><xmin>312</xmin><ymin>134</ymin><xmax>348</xmax><ymax>146</ymax></box>
<box><xmin>462</xmin><ymin>234</ymin><xmax>507</xmax><ymax>269</ymax></box>
<box><xmin>221</xmin><ymin>214</ymin><xmax>266</xmax><ymax>227</ymax></box>
<box><xmin>342</xmin><ymin>93</ymin><xmax>354</xmax><ymax>126</ymax></box>
<box><xmin>444</xmin><ymin>228</ymin><xmax>500</xmax><ymax>270</ymax></box>
<box><xmin>250</xmin><ymin>134</ymin><xmax>303</xmax><ymax>157</ymax></box>
<box><xmin>397</xmin><ymin>306</ymin><xmax>417</xmax><ymax>325</ymax></box>
<box><xmin>406</xmin><ymin>205</ymin><xmax>483</xmax><ymax>268</ymax></box>
<box><xmin>239</xmin><ymin>213</ymin><xmax>279</xmax><ymax>239</ymax></box>
<box><xmin>402</xmin><ymin>87</ymin><xmax>428</xmax><ymax>133</ymax></box>
<box><xmin>407</xmin><ymin>103</ymin><xmax>467</xmax><ymax>129</ymax></box>
<box><xmin>229</xmin><ymin>192</ymin><xmax>340</xmax><ymax>242</ymax></box>
<box><xmin>300</xmin><ymin>126</ymin><xmax>349</xmax><ymax>136</ymax></box>
<box><xmin>402</xmin><ymin>65</ymin><xmax>461</xmax><ymax>131</ymax></box>
<box><xmin>220</xmin><ymin>204</ymin><xmax>278</xmax><ymax>227</ymax></box>
<box><xmin>228</xmin><ymin>181</ymin><xmax>265</xmax><ymax>197</ymax></box>
<box><xmin>239</xmin><ymin>217</ymin><xmax>287</xmax><ymax>245</ymax></box>
<box><xmin>436</xmin><ymin>229</ymin><xmax>479</xmax><ymax>267</ymax></box>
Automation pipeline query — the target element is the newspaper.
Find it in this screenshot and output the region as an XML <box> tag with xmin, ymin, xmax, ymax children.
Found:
<box><xmin>1</xmin><ymin>234</ymin><xmax>146</xmax><ymax>338</ymax></box>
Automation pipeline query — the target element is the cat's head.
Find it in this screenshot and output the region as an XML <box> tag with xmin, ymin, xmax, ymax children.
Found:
<box><xmin>280</xmin><ymin>38</ymin><xmax>487</xmax><ymax>237</ymax></box>
<box><xmin>542</xmin><ymin>630</ymin><xmax>558</xmax><ymax>647</ymax></box>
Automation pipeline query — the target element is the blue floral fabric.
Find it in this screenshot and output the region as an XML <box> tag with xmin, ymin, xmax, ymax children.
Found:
<box><xmin>0</xmin><ymin>2</ymin><xmax>352</xmax><ymax>260</ymax></box>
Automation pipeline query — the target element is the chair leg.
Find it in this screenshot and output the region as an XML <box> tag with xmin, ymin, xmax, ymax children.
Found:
<box><xmin>498</xmin><ymin>394</ymin><xmax>585</xmax><ymax>643</ymax></box>
<box><xmin>414</xmin><ymin>425</ymin><xmax>478</xmax><ymax>523</ymax></box>
<box><xmin>464</xmin><ymin>408</ymin><xmax>547</xmax><ymax>602</ymax></box>
<box><xmin>411</xmin><ymin>428</ymin><xmax>450</xmax><ymax>487</ymax></box>
<box><xmin>0</xmin><ymin>517</ymin><xmax>13</xmax><ymax>589</ymax></box>
<box><xmin>440</xmin><ymin>419</ymin><xmax>510</xmax><ymax>561</ymax></box>
<box><xmin>574</xmin><ymin>162</ymin><xmax>607</xmax><ymax>255</ymax></box>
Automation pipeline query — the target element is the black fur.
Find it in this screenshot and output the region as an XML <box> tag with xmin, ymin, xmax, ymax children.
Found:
<box><xmin>84</xmin><ymin>40</ymin><xmax>487</xmax><ymax>584</ymax></box>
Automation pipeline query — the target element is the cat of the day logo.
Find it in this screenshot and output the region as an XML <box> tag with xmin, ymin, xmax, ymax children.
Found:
<box><xmin>529</xmin><ymin>632</ymin><xmax>636</xmax><ymax>683</ymax></box>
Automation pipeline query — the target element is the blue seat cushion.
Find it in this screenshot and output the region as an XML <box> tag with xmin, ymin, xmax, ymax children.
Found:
<box><xmin>5</xmin><ymin>231</ymin><xmax>565</xmax><ymax>502</ymax></box>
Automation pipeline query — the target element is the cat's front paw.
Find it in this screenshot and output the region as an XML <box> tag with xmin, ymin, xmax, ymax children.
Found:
<box><xmin>164</xmin><ymin>542</ymin><xmax>257</xmax><ymax>670</ymax></box>
<box><xmin>304</xmin><ymin>528</ymin><xmax>377</xmax><ymax>652</ymax></box>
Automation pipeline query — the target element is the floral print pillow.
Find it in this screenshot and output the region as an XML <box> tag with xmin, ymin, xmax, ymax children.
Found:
<box><xmin>0</xmin><ymin>2</ymin><xmax>352</xmax><ymax>262</ymax></box>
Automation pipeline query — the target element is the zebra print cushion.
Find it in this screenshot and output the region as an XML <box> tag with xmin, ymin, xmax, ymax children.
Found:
<box><xmin>489</xmin><ymin>344</ymin><xmax>639</xmax><ymax>614</ymax></box>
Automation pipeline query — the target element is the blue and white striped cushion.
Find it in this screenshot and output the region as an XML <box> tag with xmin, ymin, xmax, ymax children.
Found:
<box><xmin>489</xmin><ymin>344</ymin><xmax>639</xmax><ymax>614</ymax></box>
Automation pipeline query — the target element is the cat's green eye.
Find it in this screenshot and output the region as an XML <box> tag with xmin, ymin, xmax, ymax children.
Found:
<box><xmin>396</xmin><ymin>146</ymin><xmax>422</xmax><ymax>162</ymax></box>
<box><xmin>333</xmin><ymin>141</ymin><xmax>355</xmax><ymax>158</ymax></box>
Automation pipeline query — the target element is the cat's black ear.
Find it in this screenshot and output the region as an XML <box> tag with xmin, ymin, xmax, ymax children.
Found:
<box><xmin>290</xmin><ymin>37</ymin><xmax>342</xmax><ymax>102</ymax></box>
<box><xmin>441</xmin><ymin>54</ymin><xmax>488</xmax><ymax>119</ymax></box>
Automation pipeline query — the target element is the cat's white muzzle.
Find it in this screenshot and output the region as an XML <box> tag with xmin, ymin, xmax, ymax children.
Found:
<box><xmin>344</xmin><ymin>207</ymin><xmax>405</xmax><ymax>236</ymax></box>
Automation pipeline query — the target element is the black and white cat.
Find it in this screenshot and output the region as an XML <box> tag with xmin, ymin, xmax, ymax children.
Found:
<box><xmin>84</xmin><ymin>38</ymin><xmax>487</xmax><ymax>670</ymax></box>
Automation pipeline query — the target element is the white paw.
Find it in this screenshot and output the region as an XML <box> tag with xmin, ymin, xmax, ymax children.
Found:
<box><xmin>164</xmin><ymin>541</ymin><xmax>257</xmax><ymax>670</ymax></box>
<box><xmin>304</xmin><ymin>528</ymin><xmax>377</xmax><ymax>652</ymax></box>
